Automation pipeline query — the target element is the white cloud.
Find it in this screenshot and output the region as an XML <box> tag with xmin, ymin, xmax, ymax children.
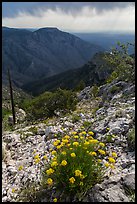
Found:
<box><xmin>2</xmin><ymin>5</ymin><xmax>135</xmax><ymax>33</ymax></box>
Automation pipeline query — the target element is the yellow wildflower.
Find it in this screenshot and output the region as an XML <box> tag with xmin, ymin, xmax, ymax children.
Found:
<box><xmin>64</xmin><ymin>135</ymin><xmax>70</xmax><ymax>139</ymax></box>
<box><xmin>34</xmin><ymin>158</ymin><xmax>40</xmax><ymax>164</ymax></box>
<box><xmin>88</xmin><ymin>136</ymin><xmax>94</xmax><ymax>139</ymax></box>
<box><xmin>53</xmin><ymin>140</ymin><xmax>60</xmax><ymax>146</ymax></box>
<box><xmin>109</xmin><ymin>164</ymin><xmax>115</xmax><ymax>169</ymax></box>
<box><xmin>104</xmin><ymin>162</ymin><xmax>110</xmax><ymax>168</ymax></box>
<box><xmin>75</xmin><ymin>170</ymin><xmax>82</xmax><ymax>177</ymax></box>
<box><xmin>61</xmin><ymin>160</ymin><xmax>67</xmax><ymax>166</ymax></box>
<box><xmin>69</xmin><ymin>177</ymin><xmax>75</xmax><ymax>184</ymax></box>
<box><xmin>18</xmin><ymin>165</ymin><xmax>23</xmax><ymax>171</ymax></box>
<box><xmin>99</xmin><ymin>142</ymin><xmax>105</xmax><ymax>147</ymax></box>
<box><xmin>43</xmin><ymin>155</ymin><xmax>48</xmax><ymax>160</ymax></box>
<box><xmin>88</xmin><ymin>131</ymin><xmax>94</xmax><ymax>136</ymax></box>
<box><xmin>57</xmin><ymin>145</ymin><xmax>62</xmax><ymax>149</ymax></box>
<box><xmin>52</xmin><ymin>156</ymin><xmax>57</xmax><ymax>161</ymax></box>
<box><xmin>108</xmin><ymin>157</ymin><xmax>116</xmax><ymax>163</ymax></box>
<box><xmin>111</xmin><ymin>152</ymin><xmax>117</xmax><ymax>158</ymax></box>
<box><xmin>61</xmin><ymin>151</ymin><xmax>67</xmax><ymax>155</ymax></box>
<box><xmin>74</xmin><ymin>135</ymin><xmax>79</xmax><ymax>139</ymax></box>
<box><xmin>106</xmin><ymin>127</ymin><xmax>110</xmax><ymax>131</ymax></box>
<box><xmin>72</xmin><ymin>131</ymin><xmax>77</xmax><ymax>135</ymax></box>
<box><xmin>89</xmin><ymin>139</ymin><xmax>98</xmax><ymax>144</ymax></box>
<box><xmin>70</xmin><ymin>147</ymin><xmax>73</xmax><ymax>150</ymax></box>
<box><xmin>47</xmin><ymin>178</ymin><xmax>53</xmax><ymax>185</ymax></box>
<box><xmin>98</xmin><ymin>149</ymin><xmax>106</xmax><ymax>155</ymax></box>
<box><xmin>81</xmin><ymin>131</ymin><xmax>86</xmax><ymax>135</ymax></box>
<box><xmin>80</xmin><ymin>174</ymin><xmax>85</xmax><ymax>179</ymax></box>
<box><xmin>62</xmin><ymin>139</ymin><xmax>69</xmax><ymax>144</ymax></box>
<box><xmin>60</xmin><ymin>142</ymin><xmax>65</xmax><ymax>147</ymax></box>
<box><xmin>80</xmin><ymin>136</ymin><xmax>84</xmax><ymax>139</ymax></box>
<box><xmin>34</xmin><ymin>154</ymin><xmax>39</xmax><ymax>159</ymax></box>
<box><xmin>70</xmin><ymin>153</ymin><xmax>76</xmax><ymax>157</ymax></box>
<box><xmin>46</xmin><ymin>168</ymin><xmax>55</xmax><ymax>175</ymax></box>
<box><xmin>67</xmin><ymin>143</ymin><xmax>71</xmax><ymax>147</ymax></box>
<box><xmin>80</xmin><ymin>181</ymin><xmax>84</xmax><ymax>186</ymax></box>
<box><xmin>51</xmin><ymin>150</ymin><xmax>57</xmax><ymax>155</ymax></box>
<box><xmin>89</xmin><ymin>151</ymin><xmax>97</xmax><ymax>156</ymax></box>
<box><xmin>98</xmin><ymin>159</ymin><xmax>102</xmax><ymax>163</ymax></box>
<box><xmin>51</xmin><ymin>161</ymin><xmax>58</xmax><ymax>167</ymax></box>
<box><xmin>84</xmin><ymin>141</ymin><xmax>90</xmax><ymax>145</ymax></box>
<box><xmin>73</xmin><ymin>142</ymin><xmax>79</xmax><ymax>146</ymax></box>
<box><xmin>12</xmin><ymin>188</ymin><xmax>16</xmax><ymax>193</ymax></box>
<box><xmin>53</xmin><ymin>198</ymin><xmax>57</xmax><ymax>202</ymax></box>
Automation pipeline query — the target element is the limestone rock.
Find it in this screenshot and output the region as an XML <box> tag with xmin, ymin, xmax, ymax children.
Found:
<box><xmin>122</xmin><ymin>173</ymin><xmax>135</xmax><ymax>191</ymax></box>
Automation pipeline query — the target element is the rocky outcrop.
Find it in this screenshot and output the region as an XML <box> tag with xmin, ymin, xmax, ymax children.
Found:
<box><xmin>2</xmin><ymin>81</ymin><xmax>135</xmax><ymax>202</ymax></box>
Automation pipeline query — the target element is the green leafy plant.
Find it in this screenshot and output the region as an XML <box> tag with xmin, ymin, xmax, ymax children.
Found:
<box><xmin>105</xmin><ymin>134</ymin><xmax>114</xmax><ymax>143</ymax></box>
<box><xmin>83</xmin><ymin>121</ymin><xmax>91</xmax><ymax>129</ymax></box>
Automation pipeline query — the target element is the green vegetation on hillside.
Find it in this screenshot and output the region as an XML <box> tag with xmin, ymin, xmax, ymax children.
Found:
<box><xmin>20</xmin><ymin>89</ymin><xmax>78</xmax><ymax>121</ymax></box>
<box><xmin>104</xmin><ymin>42</ymin><xmax>135</xmax><ymax>83</ymax></box>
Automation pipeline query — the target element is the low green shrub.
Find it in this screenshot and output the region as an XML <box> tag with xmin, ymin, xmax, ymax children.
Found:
<box><xmin>91</xmin><ymin>85</ymin><xmax>99</xmax><ymax>98</ymax></box>
<box><xmin>83</xmin><ymin>121</ymin><xmax>91</xmax><ymax>129</ymax></box>
<box><xmin>2</xmin><ymin>107</ymin><xmax>12</xmax><ymax>119</ymax></box>
<box><xmin>71</xmin><ymin>114</ymin><xmax>81</xmax><ymax>123</ymax></box>
<box><xmin>21</xmin><ymin>89</ymin><xmax>78</xmax><ymax>121</ymax></box>
<box><xmin>109</xmin><ymin>85</ymin><xmax>120</xmax><ymax>94</ymax></box>
<box><xmin>28</xmin><ymin>126</ymin><xmax>38</xmax><ymax>135</ymax></box>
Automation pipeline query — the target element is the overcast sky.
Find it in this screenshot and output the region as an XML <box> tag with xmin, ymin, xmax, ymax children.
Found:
<box><xmin>2</xmin><ymin>2</ymin><xmax>135</xmax><ymax>33</ymax></box>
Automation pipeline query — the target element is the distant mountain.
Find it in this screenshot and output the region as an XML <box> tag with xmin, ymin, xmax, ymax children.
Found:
<box><xmin>2</xmin><ymin>27</ymin><xmax>103</xmax><ymax>87</ymax></box>
<box><xmin>73</xmin><ymin>32</ymin><xmax>135</xmax><ymax>54</ymax></box>
<box><xmin>21</xmin><ymin>52</ymin><xmax>112</xmax><ymax>96</ymax></box>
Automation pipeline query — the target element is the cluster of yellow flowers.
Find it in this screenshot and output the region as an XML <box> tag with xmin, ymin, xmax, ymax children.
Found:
<box><xmin>44</xmin><ymin>129</ymin><xmax>118</xmax><ymax>194</ymax></box>
<box><xmin>18</xmin><ymin>165</ymin><xmax>23</xmax><ymax>171</ymax></box>
<box><xmin>34</xmin><ymin>154</ymin><xmax>41</xmax><ymax>164</ymax></box>
<box><xmin>46</xmin><ymin>168</ymin><xmax>55</xmax><ymax>175</ymax></box>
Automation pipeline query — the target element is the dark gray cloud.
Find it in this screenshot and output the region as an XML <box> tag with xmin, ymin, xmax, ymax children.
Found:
<box><xmin>2</xmin><ymin>2</ymin><xmax>134</xmax><ymax>18</ymax></box>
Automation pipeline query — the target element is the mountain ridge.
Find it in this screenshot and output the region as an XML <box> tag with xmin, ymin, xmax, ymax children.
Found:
<box><xmin>2</xmin><ymin>27</ymin><xmax>104</xmax><ymax>87</ymax></box>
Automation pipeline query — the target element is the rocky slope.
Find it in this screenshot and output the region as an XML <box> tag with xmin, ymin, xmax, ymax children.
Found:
<box><xmin>2</xmin><ymin>27</ymin><xmax>103</xmax><ymax>87</ymax></box>
<box><xmin>2</xmin><ymin>80</ymin><xmax>135</xmax><ymax>202</ymax></box>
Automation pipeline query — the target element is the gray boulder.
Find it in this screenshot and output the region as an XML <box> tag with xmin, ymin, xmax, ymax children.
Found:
<box><xmin>83</xmin><ymin>175</ymin><xmax>130</xmax><ymax>202</ymax></box>
<box><xmin>122</xmin><ymin>173</ymin><xmax>135</xmax><ymax>191</ymax></box>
